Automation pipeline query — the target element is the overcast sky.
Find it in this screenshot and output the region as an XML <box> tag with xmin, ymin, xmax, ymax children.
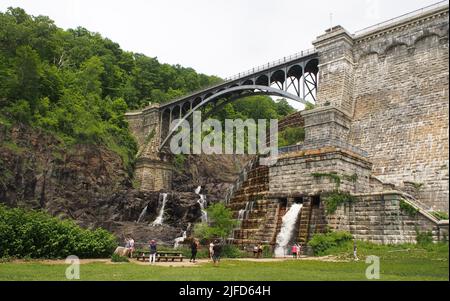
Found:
<box><xmin>0</xmin><ymin>0</ymin><xmax>442</xmax><ymax>78</ymax></box>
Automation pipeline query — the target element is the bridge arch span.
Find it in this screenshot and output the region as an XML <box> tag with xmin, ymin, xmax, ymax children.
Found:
<box><xmin>158</xmin><ymin>85</ymin><xmax>307</xmax><ymax>150</ymax></box>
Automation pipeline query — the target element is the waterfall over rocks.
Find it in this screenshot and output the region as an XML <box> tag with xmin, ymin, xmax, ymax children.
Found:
<box><xmin>274</xmin><ymin>203</ymin><xmax>302</xmax><ymax>257</ymax></box>
<box><xmin>195</xmin><ymin>186</ymin><xmax>208</xmax><ymax>223</ymax></box>
<box><xmin>151</xmin><ymin>193</ymin><xmax>168</xmax><ymax>226</ymax></box>
<box><xmin>136</xmin><ymin>205</ymin><xmax>148</xmax><ymax>223</ymax></box>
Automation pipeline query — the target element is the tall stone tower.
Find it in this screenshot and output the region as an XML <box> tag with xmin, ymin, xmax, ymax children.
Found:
<box><xmin>125</xmin><ymin>104</ymin><xmax>173</xmax><ymax>191</ymax></box>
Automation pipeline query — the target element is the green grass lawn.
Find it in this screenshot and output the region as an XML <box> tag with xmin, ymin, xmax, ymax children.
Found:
<box><xmin>0</xmin><ymin>244</ymin><xmax>448</xmax><ymax>281</ymax></box>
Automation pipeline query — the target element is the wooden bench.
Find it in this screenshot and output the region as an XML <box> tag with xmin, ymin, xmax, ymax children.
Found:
<box><xmin>135</xmin><ymin>251</ymin><xmax>185</xmax><ymax>262</ymax></box>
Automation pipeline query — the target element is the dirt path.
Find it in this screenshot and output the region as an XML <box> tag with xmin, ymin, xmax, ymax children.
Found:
<box><xmin>10</xmin><ymin>255</ymin><xmax>348</xmax><ymax>266</ymax></box>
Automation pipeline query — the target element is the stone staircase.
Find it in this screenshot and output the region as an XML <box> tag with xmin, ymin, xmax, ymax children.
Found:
<box><xmin>297</xmin><ymin>199</ymin><xmax>328</xmax><ymax>243</ymax></box>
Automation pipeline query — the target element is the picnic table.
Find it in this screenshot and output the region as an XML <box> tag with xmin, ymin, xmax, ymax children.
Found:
<box><xmin>135</xmin><ymin>250</ymin><xmax>185</xmax><ymax>262</ymax></box>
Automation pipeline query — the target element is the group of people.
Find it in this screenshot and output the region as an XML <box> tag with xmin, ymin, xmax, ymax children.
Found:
<box><xmin>189</xmin><ymin>239</ymin><xmax>222</xmax><ymax>264</ymax></box>
<box><xmin>126</xmin><ymin>237</ymin><xmax>222</xmax><ymax>265</ymax></box>
<box><xmin>291</xmin><ymin>243</ymin><xmax>302</xmax><ymax>259</ymax></box>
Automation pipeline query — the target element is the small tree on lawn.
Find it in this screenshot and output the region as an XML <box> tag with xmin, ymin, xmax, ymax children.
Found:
<box><xmin>194</xmin><ymin>203</ymin><xmax>238</xmax><ymax>242</ymax></box>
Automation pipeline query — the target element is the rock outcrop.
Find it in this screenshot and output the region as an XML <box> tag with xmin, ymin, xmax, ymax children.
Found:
<box><xmin>0</xmin><ymin>124</ymin><xmax>248</xmax><ymax>245</ymax></box>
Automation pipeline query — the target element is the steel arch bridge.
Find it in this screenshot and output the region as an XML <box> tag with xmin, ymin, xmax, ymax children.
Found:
<box><xmin>158</xmin><ymin>49</ymin><xmax>319</xmax><ymax>150</ymax></box>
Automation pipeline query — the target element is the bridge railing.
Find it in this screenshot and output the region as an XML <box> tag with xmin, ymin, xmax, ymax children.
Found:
<box><xmin>162</xmin><ymin>47</ymin><xmax>317</xmax><ymax>107</ymax></box>
<box><xmin>224</xmin><ymin>47</ymin><xmax>317</xmax><ymax>81</ymax></box>
<box><xmin>354</xmin><ymin>0</ymin><xmax>449</xmax><ymax>37</ymax></box>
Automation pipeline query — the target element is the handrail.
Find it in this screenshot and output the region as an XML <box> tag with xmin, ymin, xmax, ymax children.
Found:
<box><xmin>354</xmin><ymin>0</ymin><xmax>449</xmax><ymax>37</ymax></box>
<box><xmin>224</xmin><ymin>47</ymin><xmax>317</xmax><ymax>81</ymax></box>
<box><xmin>162</xmin><ymin>47</ymin><xmax>317</xmax><ymax>106</ymax></box>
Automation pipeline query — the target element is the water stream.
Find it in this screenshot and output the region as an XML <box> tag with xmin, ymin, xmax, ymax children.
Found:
<box><xmin>195</xmin><ymin>186</ymin><xmax>208</xmax><ymax>223</ymax></box>
<box><xmin>136</xmin><ymin>205</ymin><xmax>148</xmax><ymax>223</ymax></box>
<box><xmin>274</xmin><ymin>203</ymin><xmax>303</xmax><ymax>257</ymax></box>
<box><xmin>151</xmin><ymin>193</ymin><xmax>168</xmax><ymax>226</ymax></box>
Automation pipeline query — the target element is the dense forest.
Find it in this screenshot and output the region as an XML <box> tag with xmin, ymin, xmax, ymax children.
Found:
<box><xmin>0</xmin><ymin>7</ymin><xmax>298</xmax><ymax>170</ymax></box>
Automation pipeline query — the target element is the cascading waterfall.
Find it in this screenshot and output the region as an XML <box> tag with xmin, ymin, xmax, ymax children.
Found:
<box><xmin>173</xmin><ymin>231</ymin><xmax>187</xmax><ymax>248</ymax></box>
<box><xmin>274</xmin><ymin>203</ymin><xmax>303</xmax><ymax>257</ymax></box>
<box><xmin>195</xmin><ymin>186</ymin><xmax>208</xmax><ymax>223</ymax></box>
<box><xmin>173</xmin><ymin>223</ymin><xmax>191</xmax><ymax>248</ymax></box>
<box><xmin>244</xmin><ymin>201</ymin><xmax>254</xmax><ymax>219</ymax></box>
<box><xmin>136</xmin><ymin>205</ymin><xmax>148</xmax><ymax>223</ymax></box>
<box><xmin>237</xmin><ymin>209</ymin><xmax>246</xmax><ymax>222</ymax></box>
<box><xmin>151</xmin><ymin>193</ymin><xmax>168</xmax><ymax>226</ymax></box>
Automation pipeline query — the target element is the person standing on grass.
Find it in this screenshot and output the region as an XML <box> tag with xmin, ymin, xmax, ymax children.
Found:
<box><xmin>353</xmin><ymin>240</ymin><xmax>359</xmax><ymax>261</ymax></box>
<box><xmin>253</xmin><ymin>245</ymin><xmax>258</xmax><ymax>258</ymax></box>
<box><xmin>291</xmin><ymin>244</ymin><xmax>298</xmax><ymax>259</ymax></box>
<box><xmin>128</xmin><ymin>237</ymin><xmax>135</xmax><ymax>258</ymax></box>
<box><xmin>149</xmin><ymin>240</ymin><xmax>157</xmax><ymax>264</ymax></box>
<box><xmin>212</xmin><ymin>240</ymin><xmax>222</xmax><ymax>266</ymax></box>
<box><xmin>297</xmin><ymin>243</ymin><xmax>302</xmax><ymax>259</ymax></box>
<box><xmin>257</xmin><ymin>244</ymin><xmax>263</xmax><ymax>259</ymax></box>
<box><xmin>209</xmin><ymin>240</ymin><xmax>214</xmax><ymax>261</ymax></box>
<box><xmin>190</xmin><ymin>239</ymin><xmax>198</xmax><ymax>263</ymax></box>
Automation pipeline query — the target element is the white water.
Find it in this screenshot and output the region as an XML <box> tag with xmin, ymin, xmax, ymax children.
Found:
<box><xmin>274</xmin><ymin>203</ymin><xmax>303</xmax><ymax>257</ymax></box>
<box><xmin>173</xmin><ymin>231</ymin><xmax>187</xmax><ymax>248</ymax></box>
<box><xmin>237</xmin><ymin>209</ymin><xmax>246</xmax><ymax>221</ymax></box>
<box><xmin>195</xmin><ymin>186</ymin><xmax>208</xmax><ymax>223</ymax></box>
<box><xmin>136</xmin><ymin>205</ymin><xmax>148</xmax><ymax>223</ymax></box>
<box><xmin>244</xmin><ymin>201</ymin><xmax>254</xmax><ymax>219</ymax></box>
<box><xmin>152</xmin><ymin>193</ymin><xmax>168</xmax><ymax>226</ymax></box>
<box><xmin>173</xmin><ymin>222</ymin><xmax>191</xmax><ymax>248</ymax></box>
<box><xmin>195</xmin><ymin>186</ymin><xmax>202</xmax><ymax>195</ymax></box>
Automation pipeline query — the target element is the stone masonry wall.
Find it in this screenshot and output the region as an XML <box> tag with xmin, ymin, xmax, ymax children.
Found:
<box><xmin>269</xmin><ymin>148</ymin><xmax>372</xmax><ymax>198</ymax></box>
<box><xmin>349</xmin><ymin>8</ymin><xmax>449</xmax><ymax>211</ymax></box>
<box><xmin>327</xmin><ymin>193</ymin><xmax>448</xmax><ymax>244</ymax></box>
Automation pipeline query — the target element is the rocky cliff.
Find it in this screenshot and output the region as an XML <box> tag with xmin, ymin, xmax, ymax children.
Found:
<box><xmin>0</xmin><ymin>124</ymin><xmax>247</xmax><ymax>245</ymax></box>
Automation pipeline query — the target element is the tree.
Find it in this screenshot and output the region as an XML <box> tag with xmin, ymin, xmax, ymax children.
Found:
<box><xmin>193</xmin><ymin>203</ymin><xmax>238</xmax><ymax>241</ymax></box>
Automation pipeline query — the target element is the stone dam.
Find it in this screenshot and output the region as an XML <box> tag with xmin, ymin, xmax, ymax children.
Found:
<box><xmin>125</xmin><ymin>4</ymin><xmax>449</xmax><ymax>250</ymax></box>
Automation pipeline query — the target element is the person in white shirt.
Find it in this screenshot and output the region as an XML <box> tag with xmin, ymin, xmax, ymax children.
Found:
<box><xmin>209</xmin><ymin>241</ymin><xmax>214</xmax><ymax>261</ymax></box>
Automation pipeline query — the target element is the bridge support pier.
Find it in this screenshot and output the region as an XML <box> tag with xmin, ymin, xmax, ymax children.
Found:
<box><xmin>134</xmin><ymin>157</ymin><xmax>173</xmax><ymax>191</ymax></box>
<box><xmin>125</xmin><ymin>104</ymin><xmax>173</xmax><ymax>191</ymax></box>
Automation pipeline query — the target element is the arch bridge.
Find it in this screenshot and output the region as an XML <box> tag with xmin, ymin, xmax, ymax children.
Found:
<box><xmin>158</xmin><ymin>49</ymin><xmax>319</xmax><ymax>150</ymax></box>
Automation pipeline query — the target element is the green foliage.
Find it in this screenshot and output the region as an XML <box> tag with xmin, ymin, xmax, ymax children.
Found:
<box><xmin>278</xmin><ymin>126</ymin><xmax>305</xmax><ymax>147</ymax></box>
<box><xmin>194</xmin><ymin>203</ymin><xmax>238</xmax><ymax>240</ymax></box>
<box><xmin>221</xmin><ymin>244</ymin><xmax>247</xmax><ymax>258</ymax></box>
<box><xmin>0</xmin><ymin>7</ymin><xmax>220</xmax><ymax>171</ymax></box>
<box><xmin>307</xmin><ymin>231</ymin><xmax>354</xmax><ymax>256</ymax></box>
<box><xmin>311</xmin><ymin>172</ymin><xmax>342</xmax><ymax>188</ymax></box>
<box><xmin>172</xmin><ymin>154</ymin><xmax>187</xmax><ymax>171</ymax></box>
<box><xmin>111</xmin><ymin>253</ymin><xmax>129</xmax><ymax>263</ymax></box>
<box><xmin>0</xmin><ymin>204</ymin><xmax>117</xmax><ymax>258</ymax></box>
<box><xmin>416</xmin><ymin>230</ymin><xmax>433</xmax><ymax>246</ymax></box>
<box><xmin>399</xmin><ymin>199</ymin><xmax>419</xmax><ymax>217</ymax></box>
<box><xmin>322</xmin><ymin>191</ymin><xmax>357</xmax><ymax>215</ymax></box>
<box><xmin>431</xmin><ymin>211</ymin><xmax>449</xmax><ymax>220</ymax></box>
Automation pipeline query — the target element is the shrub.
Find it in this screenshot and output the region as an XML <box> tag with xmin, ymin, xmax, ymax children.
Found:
<box><xmin>322</xmin><ymin>191</ymin><xmax>356</xmax><ymax>215</ymax></box>
<box><xmin>431</xmin><ymin>211</ymin><xmax>449</xmax><ymax>220</ymax></box>
<box><xmin>0</xmin><ymin>204</ymin><xmax>117</xmax><ymax>258</ymax></box>
<box><xmin>193</xmin><ymin>203</ymin><xmax>238</xmax><ymax>240</ymax></box>
<box><xmin>221</xmin><ymin>244</ymin><xmax>247</xmax><ymax>258</ymax></box>
<box><xmin>111</xmin><ymin>253</ymin><xmax>129</xmax><ymax>262</ymax></box>
<box><xmin>307</xmin><ymin>231</ymin><xmax>353</xmax><ymax>256</ymax></box>
<box><xmin>399</xmin><ymin>199</ymin><xmax>419</xmax><ymax>217</ymax></box>
<box><xmin>416</xmin><ymin>230</ymin><xmax>433</xmax><ymax>246</ymax></box>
